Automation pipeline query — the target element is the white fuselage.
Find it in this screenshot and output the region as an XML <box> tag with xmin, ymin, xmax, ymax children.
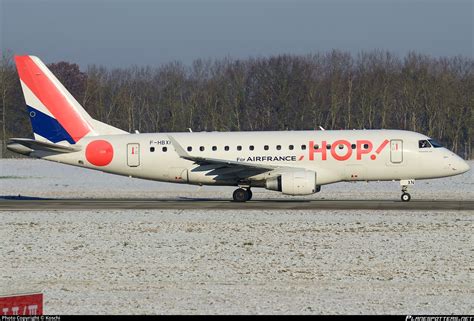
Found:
<box><xmin>39</xmin><ymin>129</ymin><xmax>469</xmax><ymax>190</ymax></box>
<box><xmin>12</xmin><ymin>55</ymin><xmax>470</xmax><ymax>200</ymax></box>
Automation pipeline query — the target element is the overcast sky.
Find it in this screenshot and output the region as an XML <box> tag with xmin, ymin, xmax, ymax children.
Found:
<box><xmin>1</xmin><ymin>0</ymin><xmax>472</xmax><ymax>68</ymax></box>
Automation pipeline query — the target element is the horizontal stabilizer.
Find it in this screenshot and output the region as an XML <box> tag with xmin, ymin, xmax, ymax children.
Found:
<box><xmin>7</xmin><ymin>138</ymin><xmax>81</xmax><ymax>155</ymax></box>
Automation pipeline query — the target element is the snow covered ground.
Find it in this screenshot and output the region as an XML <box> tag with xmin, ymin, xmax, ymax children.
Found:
<box><xmin>0</xmin><ymin>159</ymin><xmax>473</xmax><ymax>314</ymax></box>
<box><xmin>1</xmin><ymin>209</ymin><xmax>472</xmax><ymax>314</ymax></box>
<box><xmin>0</xmin><ymin>159</ymin><xmax>473</xmax><ymax>200</ymax></box>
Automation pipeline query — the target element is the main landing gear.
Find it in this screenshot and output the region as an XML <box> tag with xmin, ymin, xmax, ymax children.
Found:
<box><xmin>400</xmin><ymin>179</ymin><xmax>414</xmax><ymax>202</ymax></box>
<box><xmin>233</xmin><ymin>187</ymin><xmax>252</xmax><ymax>202</ymax></box>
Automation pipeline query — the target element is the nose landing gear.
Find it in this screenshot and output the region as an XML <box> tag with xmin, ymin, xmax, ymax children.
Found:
<box><xmin>401</xmin><ymin>190</ymin><xmax>411</xmax><ymax>202</ymax></box>
<box><xmin>400</xmin><ymin>179</ymin><xmax>414</xmax><ymax>202</ymax></box>
<box><xmin>232</xmin><ymin>187</ymin><xmax>252</xmax><ymax>202</ymax></box>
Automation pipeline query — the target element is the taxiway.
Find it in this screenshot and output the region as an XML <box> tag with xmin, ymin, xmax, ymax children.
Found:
<box><xmin>0</xmin><ymin>198</ymin><xmax>472</xmax><ymax>210</ymax></box>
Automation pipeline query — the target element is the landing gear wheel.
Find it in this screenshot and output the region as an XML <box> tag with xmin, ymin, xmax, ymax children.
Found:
<box><xmin>401</xmin><ymin>193</ymin><xmax>411</xmax><ymax>202</ymax></box>
<box><xmin>233</xmin><ymin>188</ymin><xmax>250</xmax><ymax>202</ymax></box>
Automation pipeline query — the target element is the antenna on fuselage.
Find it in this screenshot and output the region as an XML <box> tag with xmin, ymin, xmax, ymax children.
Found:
<box><xmin>188</xmin><ymin>128</ymin><xmax>193</xmax><ymax>132</ymax></box>
<box><xmin>319</xmin><ymin>126</ymin><xmax>325</xmax><ymax>131</ymax></box>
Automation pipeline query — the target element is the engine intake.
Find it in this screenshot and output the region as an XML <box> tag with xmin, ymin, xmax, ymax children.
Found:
<box><xmin>265</xmin><ymin>171</ymin><xmax>319</xmax><ymax>195</ymax></box>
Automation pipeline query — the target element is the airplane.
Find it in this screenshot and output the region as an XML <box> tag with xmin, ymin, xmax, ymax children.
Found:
<box><xmin>7</xmin><ymin>55</ymin><xmax>471</xmax><ymax>202</ymax></box>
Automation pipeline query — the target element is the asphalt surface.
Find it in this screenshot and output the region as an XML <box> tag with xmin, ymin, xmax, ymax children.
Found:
<box><xmin>0</xmin><ymin>197</ymin><xmax>473</xmax><ymax>210</ymax></box>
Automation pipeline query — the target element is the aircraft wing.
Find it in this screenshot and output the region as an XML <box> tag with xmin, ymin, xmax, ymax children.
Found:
<box><xmin>167</xmin><ymin>135</ymin><xmax>277</xmax><ymax>173</ymax></box>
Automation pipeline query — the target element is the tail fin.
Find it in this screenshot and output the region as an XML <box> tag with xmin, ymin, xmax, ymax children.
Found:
<box><xmin>14</xmin><ymin>55</ymin><xmax>125</xmax><ymax>144</ymax></box>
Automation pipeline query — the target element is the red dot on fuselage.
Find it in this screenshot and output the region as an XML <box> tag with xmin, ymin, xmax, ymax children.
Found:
<box><xmin>85</xmin><ymin>140</ymin><xmax>114</xmax><ymax>166</ymax></box>
<box><xmin>370</xmin><ymin>154</ymin><xmax>376</xmax><ymax>160</ymax></box>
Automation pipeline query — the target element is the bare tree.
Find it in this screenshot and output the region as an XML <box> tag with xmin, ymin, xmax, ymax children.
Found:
<box><xmin>1</xmin><ymin>49</ymin><xmax>473</xmax><ymax>158</ymax></box>
<box><xmin>0</xmin><ymin>51</ymin><xmax>14</xmax><ymax>156</ymax></box>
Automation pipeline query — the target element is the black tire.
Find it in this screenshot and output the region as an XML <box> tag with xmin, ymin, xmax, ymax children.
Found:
<box><xmin>233</xmin><ymin>188</ymin><xmax>249</xmax><ymax>202</ymax></box>
<box><xmin>247</xmin><ymin>189</ymin><xmax>253</xmax><ymax>201</ymax></box>
<box><xmin>401</xmin><ymin>193</ymin><xmax>411</xmax><ymax>202</ymax></box>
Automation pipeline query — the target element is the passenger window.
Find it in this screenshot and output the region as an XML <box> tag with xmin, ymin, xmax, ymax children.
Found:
<box><xmin>314</xmin><ymin>144</ymin><xmax>319</xmax><ymax>149</ymax></box>
<box><xmin>264</xmin><ymin>145</ymin><xmax>269</xmax><ymax>150</ymax></box>
<box><xmin>225</xmin><ymin>146</ymin><xmax>229</xmax><ymax>151</ymax></box>
<box><xmin>419</xmin><ymin>140</ymin><xmax>431</xmax><ymax>148</ymax></box>
<box><xmin>301</xmin><ymin>144</ymin><xmax>306</xmax><ymax>150</ymax></box>
<box><xmin>187</xmin><ymin>146</ymin><xmax>192</xmax><ymax>152</ymax></box>
<box><xmin>338</xmin><ymin>144</ymin><xmax>344</xmax><ymax>150</ymax></box>
<box><xmin>363</xmin><ymin>144</ymin><xmax>369</xmax><ymax>149</ymax></box>
<box><xmin>237</xmin><ymin>145</ymin><xmax>242</xmax><ymax>151</ymax></box>
<box><xmin>150</xmin><ymin>147</ymin><xmax>155</xmax><ymax>152</ymax></box>
<box><xmin>249</xmin><ymin>145</ymin><xmax>254</xmax><ymax>151</ymax></box>
<box><xmin>326</xmin><ymin>144</ymin><xmax>331</xmax><ymax>150</ymax></box>
<box><xmin>351</xmin><ymin>144</ymin><xmax>356</xmax><ymax>149</ymax></box>
<box><xmin>276</xmin><ymin>145</ymin><xmax>281</xmax><ymax>150</ymax></box>
<box><xmin>162</xmin><ymin>147</ymin><xmax>167</xmax><ymax>152</ymax></box>
<box><xmin>200</xmin><ymin>146</ymin><xmax>205</xmax><ymax>151</ymax></box>
<box><xmin>212</xmin><ymin>146</ymin><xmax>217</xmax><ymax>151</ymax></box>
<box><xmin>289</xmin><ymin>145</ymin><xmax>294</xmax><ymax>150</ymax></box>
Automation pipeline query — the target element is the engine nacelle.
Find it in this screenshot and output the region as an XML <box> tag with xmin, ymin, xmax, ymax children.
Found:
<box><xmin>265</xmin><ymin>171</ymin><xmax>319</xmax><ymax>195</ymax></box>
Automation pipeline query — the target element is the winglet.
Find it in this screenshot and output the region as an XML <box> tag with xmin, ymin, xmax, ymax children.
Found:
<box><xmin>167</xmin><ymin>135</ymin><xmax>191</xmax><ymax>158</ymax></box>
<box><xmin>167</xmin><ymin>134</ymin><xmax>279</xmax><ymax>171</ymax></box>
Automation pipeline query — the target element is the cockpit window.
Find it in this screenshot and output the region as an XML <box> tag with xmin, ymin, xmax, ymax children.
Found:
<box><xmin>418</xmin><ymin>140</ymin><xmax>431</xmax><ymax>148</ymax></box>
<box><xmin>428</xmin><ymin>139</ymin><xmax>443</xmax><ymax>148</ymax></box>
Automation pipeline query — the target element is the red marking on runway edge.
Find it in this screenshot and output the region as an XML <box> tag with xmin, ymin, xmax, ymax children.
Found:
<box><xmin>0</xmin><ymin>293</ymin><xmax>43</xmax><ymax>315</ymax></box>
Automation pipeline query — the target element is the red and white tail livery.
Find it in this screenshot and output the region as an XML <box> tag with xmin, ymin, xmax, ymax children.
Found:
<box><xmin>15</xmin><ymin>55</ymin><xmax>125</xmax><ymax>145</ymax></box>
<box><xmin>8</xmin><ymin>55</ymin><xmax>470</xmax><ymax>202</ymax></box>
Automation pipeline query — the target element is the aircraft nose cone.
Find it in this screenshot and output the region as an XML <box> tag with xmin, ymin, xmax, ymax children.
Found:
<box><xmin>459</xmin><ymin>159</ymin><xmax>470</xmax><ymax>173</ymax></box>
<box><xmin>446</xmin><ymin>154</ymin><xmax>470</xmax><ymax>174</ymax></box>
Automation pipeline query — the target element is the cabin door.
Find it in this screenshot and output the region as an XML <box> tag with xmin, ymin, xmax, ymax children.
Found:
<box><xmin>390</xmin><ymin>140</ymin><xmax>403</xmax><ymax>163</ymax></box>
<box><xmin>127</xmin><ymin>143</ymin><xmax>140</xmax><ymax>167</ymax></box>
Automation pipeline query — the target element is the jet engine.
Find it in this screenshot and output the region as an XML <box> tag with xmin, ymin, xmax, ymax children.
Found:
<box><xmin>265</xmin><ymin>171</ymin><xmax>320</xmax><ymax>195</ymax></box>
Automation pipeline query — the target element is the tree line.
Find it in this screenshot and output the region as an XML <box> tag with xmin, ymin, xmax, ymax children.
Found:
<box><xmin>0</xmin><ymin>49</ymin><xmax>472</xmax><ymax>158</ymax></box>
